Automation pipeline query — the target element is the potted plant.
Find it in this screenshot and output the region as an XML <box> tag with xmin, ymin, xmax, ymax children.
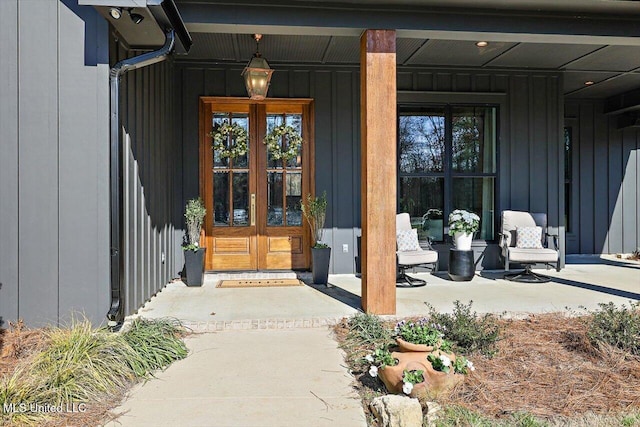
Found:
<box><xmin>183</xmin><ymin>198</ymin><xmax>206</xmax><ymax>287</ymax></box>
<box><xmin>448</xmin><ymin>209</ymin><xmax>480</xmax><ymax>251</ymax></box>
<box><xmin>301</xmin><ymin>191</ymin><xmax>331</xmax><ymax>284</ymax></box>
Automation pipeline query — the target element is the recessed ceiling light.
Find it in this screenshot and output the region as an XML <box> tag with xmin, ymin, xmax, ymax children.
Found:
<box><xmin>476</xmin><ymin>41</ymin><xmax>488</xmax><ymax>47</ymax></box>
<box><xmin>585</xmin><ymin>81</ymin><xmax>595</xmax><ymax>85</ymax></box>
<box><xmin>109</xmin><ymin>7</ymin><xmax>122</xmax><ymax>20</ymax></box>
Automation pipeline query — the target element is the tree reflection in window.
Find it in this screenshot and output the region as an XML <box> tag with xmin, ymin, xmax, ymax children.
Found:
<box><xmin>398</xmin><ymin>105</ymin><xmax>497</xmax><ymax>242</ymax></box>
<box><xmin>399</xmin><ymin>110</ymin><xmax>445</xmax><ymax>173</ymax></box>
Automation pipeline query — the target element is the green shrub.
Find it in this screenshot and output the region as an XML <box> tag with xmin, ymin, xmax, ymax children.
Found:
<box><xmin>587</xmin><ymin>301</ymin><xmax>640</xmax><ymax>355</ymax></box>
<box><xmin>426</xmin><ymin>300</ymin><xmax>501</xmax><ymax>356</ymax></box>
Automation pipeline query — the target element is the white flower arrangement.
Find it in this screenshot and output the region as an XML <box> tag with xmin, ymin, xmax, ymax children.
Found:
<box><xmin>401</xmin><ymin>369</ymin><xmax>424</xmax><ymax>395</ymax></box>
<box><xmin>439</xmin><ymin>354</ymin><xmax>451</xmax><ymax>367</ymax></box>
<box><xmin>368</xmin><ymin>365</ymin><xmax>378</xmax><ymax>378</ymax></box>
<box><xmin>210</xmin><ymin>121</ymin><xmax>248</xmax><ymax>159</ymax></box>
<box><xmin>264</xmin><ymin>124</ymin><xmax>303</xmax><ymax>162</ymax></box>
<box><xmin>448</xmin><ymin>209</ymin><xmax>480</xmax><ymax>235</ymax></box>
<box><xmin>466</xmin><ymin>360</ymin><xmax>475</xmax><ymax>372</ymax></box>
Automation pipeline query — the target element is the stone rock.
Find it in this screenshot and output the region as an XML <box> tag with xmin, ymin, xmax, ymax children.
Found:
<box><xmin>423</xmin><ymin>401</ymin><xmax>442</xmax><ymax>427</ymax></box>
<box><xmin>370</xmin><ymin>395</ymin><xmax>423</xmax><ymax>427</ymax></box>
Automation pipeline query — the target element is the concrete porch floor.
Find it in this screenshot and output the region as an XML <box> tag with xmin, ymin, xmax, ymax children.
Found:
<box><xmin>133</xmin><ymin>255</ymin><xmax>640</xmax><ymax>330</ymax></box>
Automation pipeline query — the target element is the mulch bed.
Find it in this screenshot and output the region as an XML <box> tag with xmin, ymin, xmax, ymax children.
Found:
<box><xmin>336</xmin><ymin>313</ymin><xmax>640</xmax><ymax>423</ymax></box>
<box><xmin>450</xmin><ymin>314</ymin><xmax>640</xmax><ymax>419</ymax></box>
<box><xmin>0</xmin><ymin>321</ymin><xmax>46</xmax><ymax>377</ymax></box>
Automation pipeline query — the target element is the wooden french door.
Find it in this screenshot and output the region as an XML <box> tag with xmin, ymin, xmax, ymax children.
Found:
<box><xmin>199</xmin><ymin>97</ymin><xmax>314</xmax><ymax>271</ymax></box>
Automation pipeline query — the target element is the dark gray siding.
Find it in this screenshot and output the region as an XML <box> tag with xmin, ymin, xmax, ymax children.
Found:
<box><xmin>117</xmin><ymin>48</ymin><xmax>181</xmax><ymax>317</ymax></box>
<box><xmin>0</xmin><ymin>0</ymin><xmax>20</xmax><ymax>328</ymax></box>
<box><xmin>0</xmin><ymin>0</ymin><xmax>110</xmax><ymax>326</ymax></box>
<box><xmin>565</xmin><ymin>101</ymin><xmax>640</xmax><ymax>254</ymax></box>
<box><xmin>176</xmin><ymin>62</ymin><xmax>564</xmax><ymax>272</ymax></box>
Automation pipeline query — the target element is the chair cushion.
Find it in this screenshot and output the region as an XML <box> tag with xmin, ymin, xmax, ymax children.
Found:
<box><xmin>397</xmin><ymin>249</ymin><xmax>438</xmax><ymax>266</ymax></box>
<box><xmin>501</xmin><ymin>210</ymin><xmax>547</xmax><ymax>247</ymax></box>
<box><xmin>516</xmin><ymin>226</ymin><xmax>543</xmax><ymax>249</ymax></box>
<box><xmin>507</xmin><ymin>247</ymin><xmax>558</xmax><ymax>263</ymax></box>
<box><xmin>396</xmin><ymin>229</ymin><xmax>421</xmax><ymax>251</ymax></box>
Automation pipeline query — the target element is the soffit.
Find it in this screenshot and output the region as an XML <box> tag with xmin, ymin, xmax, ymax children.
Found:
<box><xmin>183</xmin><ymin>32</ymin><xmax>640</xmax><ymax>98</ymax></box>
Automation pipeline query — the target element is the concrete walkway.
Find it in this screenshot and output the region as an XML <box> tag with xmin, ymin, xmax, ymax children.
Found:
<box><xmin>107</xmin><ymin>328</ymin><xmax>367</xmax><ymax>427</ymax></box>
<box><xmin>107</xmin><ymin>255</ymin><xmax>639</xmax><ymax>426</ymax></box>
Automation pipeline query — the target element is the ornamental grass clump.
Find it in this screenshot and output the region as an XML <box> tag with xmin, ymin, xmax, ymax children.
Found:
<box><xmin>122</xmin><ymin>317</ymin><xmax>188</xmax><ymax>377</ymax></box>
<box><xmin>347</xmin><ymin>312</ymin><xmax>393</xmax><ymax>348</ymax></box>
<box><xmin>29</xmin><ymin>320</ymin><xmax>139</xmax><ymax>403</ymax></box>
<box><xmin>337</xmin><ymin>312</ymin><xmax>395</xmax><ymax>375</ymax></box>
<box><xmin>0</xmin><ymin>318</ymin><xmax>189</xmax><ymax>427</ymax></box>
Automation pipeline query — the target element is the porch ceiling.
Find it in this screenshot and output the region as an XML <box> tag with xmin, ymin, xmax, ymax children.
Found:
<box><xmin>182</xmin><ymin>32</ymin><xmax>640</xmax><ymax>99</ymax></box>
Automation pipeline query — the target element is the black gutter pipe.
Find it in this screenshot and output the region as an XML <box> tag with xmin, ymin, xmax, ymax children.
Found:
<box><xmin>107</xmin><ymin>29</ymin><xmax>175</xmax><ymax>329</ymax></box>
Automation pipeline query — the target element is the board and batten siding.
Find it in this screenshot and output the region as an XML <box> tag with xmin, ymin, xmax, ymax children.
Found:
<box><xmin>117</xmin><ymin>46</ymin><xmax>182</xmax><ymax>317</ymax></box>
<box><xmin>565</xmin><ymin>101</ymin><xmax>640</xmax><ymax>255</ymax></box>
<box><xmin>176</xmin><ymin>62</ymin><xmax>564</xmax><ymax>272</ymax></box>
<box><xmin>0</xmin><ymin>0</ymin><xmax>110</xmax><ymax>326</ymax></box>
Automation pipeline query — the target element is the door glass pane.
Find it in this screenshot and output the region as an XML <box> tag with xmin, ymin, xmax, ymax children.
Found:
<box><xmin>452</xmin><ymin>177</ymin><xmax>495</xmax><ymax>240</ymax></box>
<box><xmin>452</xmin><ymin>107</ymin><xmax>496</xmax><ymax>173</ymax></box>
<box><xmin>285</xmin><ymin>115</ymin><xmax>303</xmax><ymax>168</ymax></box>
<box><xmin>267</xmin><ymin>172</ymin><xmax>283</xmax><ymax>226</ymax></box>
<box><xmin>213</xmin><ymin>172</ymin><xmax>229</xmax><ymax>226</ymax></box>
<box><xmin>266</xmin><ymin>113</ymin><xmax>303</xmax><ymax>169</ymax></box>
<box><xmin>232</xmin><ymin>172</ymin><xmax>249</xmax><ymax>226</ymax></box>
<box><xmin>286</xmin><ymin>172</ymin><xmax>302</xmax><ymax>226</ymax></box>
<box><xmin>212</xmin><ymin>113</ymin><xmax>249</xmax><ymax>169</ymax></box>
<box><xmin>399</xmin><ymin>177</ymin><xmax>444</xmax><ymax>241</ymax></box>
<box><xmin>232</xmin><ymin>115</ymin><xmax>249</xmax><ymax>169</ymax></box>
<box><xmin>399</xmin><ymin>109</ymin><xmax>445</xmax><ymax>173</ymax></box>
<box><xmin>266</xmin><ymin>115</ymin><xmax>284</xmax><ymax>169</ymax></box>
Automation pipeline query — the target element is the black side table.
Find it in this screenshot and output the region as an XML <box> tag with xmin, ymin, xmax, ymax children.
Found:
<box><xmin>448</xmin><ymin>249</ymin><xmax>475</xmax><ymax>281</ymax></box>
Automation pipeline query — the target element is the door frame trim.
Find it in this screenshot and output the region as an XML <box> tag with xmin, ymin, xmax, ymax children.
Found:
<box><xmin>198</xmin><ymin>96</ymin><xmax>316</xmax><ymax>271</ymax></box>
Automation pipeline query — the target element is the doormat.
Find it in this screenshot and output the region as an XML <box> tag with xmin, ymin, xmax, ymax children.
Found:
<box><xmin>216</xmin><ymin>279</ymin><xmax>304</xmax><ymax>288</ymax></box>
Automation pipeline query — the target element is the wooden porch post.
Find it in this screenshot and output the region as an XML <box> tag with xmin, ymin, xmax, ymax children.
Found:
<box><xmin>360</xmin><ymin>29</ymin><xmax>397</xmax><ymax>314</ymax></box>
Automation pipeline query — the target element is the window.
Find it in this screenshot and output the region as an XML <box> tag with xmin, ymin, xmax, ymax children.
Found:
<box><xmin>398</xmin><ymin>105</ymin><xmax>497</xmax><ymax>242</ymax></box>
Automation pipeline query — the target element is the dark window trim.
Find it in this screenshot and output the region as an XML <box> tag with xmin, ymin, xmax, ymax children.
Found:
<box><xmin>397</xmin><ymin>97</ymin><xmax>502</xmax><ymax>243</ymax></box>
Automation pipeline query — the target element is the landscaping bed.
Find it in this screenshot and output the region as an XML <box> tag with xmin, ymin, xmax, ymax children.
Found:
<box><xmin>335</xmin><ymin>301</ymin><xmax>640</xmax><ymax>426</ymax></box>
<box><xmin>0</xmin><ymin>318</ymin><xmax>188</xmax><ymax>427</ymax></box>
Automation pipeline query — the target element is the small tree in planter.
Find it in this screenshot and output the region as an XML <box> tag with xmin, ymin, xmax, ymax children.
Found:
<box><xmin>302</xmin><ymin>192</ymin><xmax>331</xmax><ymax>284</ymax></box>
<box><xmin>183</xmin><ymin>198</ymin><xmax>206</xmax><ymax>287</ymax></box>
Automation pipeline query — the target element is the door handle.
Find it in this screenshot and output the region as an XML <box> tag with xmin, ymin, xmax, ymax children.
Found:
<box><xmin>250</xmin><ymin>193</ymin><xmax>256</xmax><ymax>226</ymax></box>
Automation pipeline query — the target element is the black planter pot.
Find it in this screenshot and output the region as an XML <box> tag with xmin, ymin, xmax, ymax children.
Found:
<box><xmin>184</xmin><ymin>248</ymin><xmax>206</xmax><ymax>287</ymax></box>
<box><xmin>447</xmin><ymin>248</ymin><xmax>475</xmax><ymax>281</ymax></box>
<box><xmin>311</xmin><ymin>247</ymin><xmax>331</xmax><ymax>285</ymax></box>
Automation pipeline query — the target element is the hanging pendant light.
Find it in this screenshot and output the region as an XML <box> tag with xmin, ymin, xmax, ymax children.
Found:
<box><xmin>242</xmin><ymin>34</ymin><xmax>274</xmax><ymax>100</ymax></box>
